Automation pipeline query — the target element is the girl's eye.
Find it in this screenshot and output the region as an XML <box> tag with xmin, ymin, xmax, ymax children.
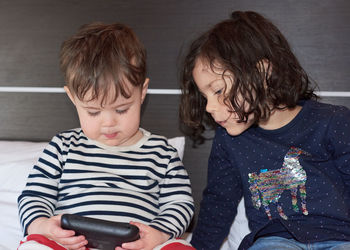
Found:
<box><xmin>116</xmin><ymin>109</ymin><xmax>128</xmax><ymax>114</ymax></box>
<box><xmin>88</xmin><ymin>111</ymin><xmax>100</xmax><ymax>117</ymax></box>
<box><xmin>214</xmin><ymin>89</ymin><xmax>223</xmax><ymax>95</ymax></box>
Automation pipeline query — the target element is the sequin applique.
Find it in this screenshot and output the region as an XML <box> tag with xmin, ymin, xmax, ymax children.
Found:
<box><xmin>248</xmin><ymin>147</ymin><xmax>309</xmax><ymax>220</ymax></box>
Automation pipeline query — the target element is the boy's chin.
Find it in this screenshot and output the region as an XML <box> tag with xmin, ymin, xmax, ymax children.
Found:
<box><xmin>100</xmin><ymin>139</ymin><xmax>121</xmax><ymax>147</ymax></box>
<box><xmin>101</xmin><ymin>141</ymin><xmax>117</xmax><ymax>146</ymax></box>
<box><xmin>90</xmin><ymin>137</ymin><xmax>120</xmax><ymax>147</ymax></box>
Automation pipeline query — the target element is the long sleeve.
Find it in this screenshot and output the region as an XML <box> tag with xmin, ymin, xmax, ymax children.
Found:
<box><xmin>149</xmin><ymin>151</ymin><xmax>194</xmax><ymax>237</ymax></box>
<box><xmin>326</xmin><ymin>105</ymin><xmax>350</xmax><ymax>209</ymax></box>
<box><xmin>192</xmin><ymin>101</ymin><xmax>350</xmax><ymax>249</ymax></box>
<box><xmin>191</xmin><ymin>127</ymin><xmax>243</xmax><ymax>249</ymax></box>
<box><xmin>18</xmin><ymin>128</ymin><xmax>194</xmax><ymax>238</ymax></box>
<box><xmin>18</xmin><ymin>136</ymin><xmax>64</xmax><ymax>235</ymax></box>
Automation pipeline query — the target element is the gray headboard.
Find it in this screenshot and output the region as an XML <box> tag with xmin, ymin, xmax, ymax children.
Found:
<box><xmin>1</xmin><ymin>0</ymin><xmax>349</xmax><ymax>231</ymax></box>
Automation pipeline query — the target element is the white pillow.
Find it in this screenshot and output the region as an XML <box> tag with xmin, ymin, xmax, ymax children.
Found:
<box><xmin>168</xmin><ymin>136</ymin><xmax>185</xmax><ymax>160</ymax></box>
<box><xmin>220</xmin><ymin>198</ymin><xmax>250</xmax><ymax>250</ymax></box>
<box><xmin>0</xmin><ymin>141</ymin><xmax>47</xmax><ymax>249</ymax></box>
<box><xmin>182</xmin><ymin>198</ymin><xmax>251</xmax><ymax>250</ymax></box>
<box><xmin>0</xmin><ymin>137</ymin><xmax>185</xmax><ymax>250</ymax></box>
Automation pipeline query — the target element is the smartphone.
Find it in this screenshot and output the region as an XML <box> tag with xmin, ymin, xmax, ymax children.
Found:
<box><xmin>61</xmin><ymin>214</ymin><xmax>140</xmax><ymax>249</ymax></box>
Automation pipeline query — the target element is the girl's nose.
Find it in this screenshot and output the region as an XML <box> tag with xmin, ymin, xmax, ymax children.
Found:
<box><xmin>205</xmin><ymin>98</ymin><xmax>217</xmax><ymax>114</ymax></box>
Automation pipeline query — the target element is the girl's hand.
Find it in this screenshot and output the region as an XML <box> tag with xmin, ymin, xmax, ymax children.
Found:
<box><xmin>27</xmin><ymin>214</ymin><xmax>88</xmax><ymax>250</ymax></box>
<box><xmin>116</xmin><ymin>221</ymin><xmax>170</xmax><ymax>250</ymax></box>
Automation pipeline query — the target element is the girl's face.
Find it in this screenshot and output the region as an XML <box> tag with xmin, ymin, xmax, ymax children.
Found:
<box><xmin>65</xmin><ymin>79</ymin><xmax>149</xmax><ymax>147</ymax></box>
<box><xmin>192</xmin><ymin>58</ymin><xmax>254</xmax><ymax>136</ymax></box>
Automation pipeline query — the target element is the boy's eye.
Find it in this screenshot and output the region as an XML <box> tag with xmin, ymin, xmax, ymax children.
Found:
<box><xmin>88</xmin><ymin>111</ymin><xmax>100</xmax><ymax>117</ymax></box>
<box><xmin>116</xmin><ymin>109</ymin><xmax>128</xmax><ymax>114</ymax></box>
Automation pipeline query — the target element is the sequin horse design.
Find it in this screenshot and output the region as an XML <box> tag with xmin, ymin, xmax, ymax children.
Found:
<box><xmin>248</xmin><ymin>147</ymin><xmax>309</xmax><ymax>220</ymax></box>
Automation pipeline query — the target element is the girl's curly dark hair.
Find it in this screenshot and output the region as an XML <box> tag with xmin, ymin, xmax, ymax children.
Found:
<box><xmin>180</xmin><ymin>11</ymin><xmax>317</xmax><ymax>145</ymax></box>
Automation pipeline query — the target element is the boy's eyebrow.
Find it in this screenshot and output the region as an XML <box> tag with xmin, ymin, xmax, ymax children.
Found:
<box><xmin>83</xmin><ymin>100</ymin><xmax>133</xmax><ymax>109</ymax></box>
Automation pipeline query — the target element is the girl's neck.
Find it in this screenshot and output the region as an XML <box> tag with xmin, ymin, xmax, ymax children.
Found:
<box><xmin>258</xmin><ymin>105</ymin><xmax>302</xmax><ymax>130</ymax></box>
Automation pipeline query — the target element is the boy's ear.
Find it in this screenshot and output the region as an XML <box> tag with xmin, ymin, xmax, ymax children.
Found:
<box><xmin>141</xmin><ymin>78</ymin><xmax>149</xmax><ymax>103</ymax></box>
<box><xmin>64</xmin><ymin>86</ymin><xmax>76</xmax><ymax>105</ymax></box>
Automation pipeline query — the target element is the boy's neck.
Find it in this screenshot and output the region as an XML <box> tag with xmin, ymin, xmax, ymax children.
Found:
<box><xmin>258</xmin><ymin>105</ymin><xmax>302</xmax><ymax>130</ymax></box>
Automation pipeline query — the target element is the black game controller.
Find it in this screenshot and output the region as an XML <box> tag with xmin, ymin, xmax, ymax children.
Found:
<box><xmin>61</xmin><ymin>214</ymin><xmax>140</xmax><ymax>250</ymax></box>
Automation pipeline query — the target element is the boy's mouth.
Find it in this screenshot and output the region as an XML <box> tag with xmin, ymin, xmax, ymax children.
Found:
<box><xmin>104</xmin><ymin>132</ymin><xmax>118</xmax><ymax>139</ymax></box>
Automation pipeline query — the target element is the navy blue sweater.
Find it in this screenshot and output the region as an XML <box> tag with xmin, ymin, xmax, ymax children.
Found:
<box><xmin>191</xmin><ymin>100</ymin><xmax>350</xmax><ymax>249</ymax></box>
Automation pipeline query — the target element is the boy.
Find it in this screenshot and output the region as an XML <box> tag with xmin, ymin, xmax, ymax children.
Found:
<box><xmin>18</xmin><ymin>22</ymin><xmax>194</xmax><ymax>250</ymax></box>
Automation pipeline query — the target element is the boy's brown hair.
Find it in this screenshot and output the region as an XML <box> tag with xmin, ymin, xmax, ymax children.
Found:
<box><xmin>60</xmin><ymin>22</ymin><xmax>146</xmax><ymax>105</ymax></box>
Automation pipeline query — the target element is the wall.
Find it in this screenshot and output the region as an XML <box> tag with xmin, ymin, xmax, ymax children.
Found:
<box><xmin>0</xmin><ymin>0</ymin><xmax>349</xmax><ymax>230</ymax></box>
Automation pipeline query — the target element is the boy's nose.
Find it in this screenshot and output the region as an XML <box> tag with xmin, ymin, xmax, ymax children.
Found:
<box><xmin>103</xmin><ymin>112</ymin><xmax>117</xmax><ymax>126</ymax></box>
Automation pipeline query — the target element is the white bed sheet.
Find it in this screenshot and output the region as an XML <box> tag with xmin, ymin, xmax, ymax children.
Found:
<box><xmin>0</xmin><ymin>141</ymin><xmax>47</xmax><ymax>249</ymax></box>
<box><xmin>0</xmin><ymin>137</ymin><xmax>250</xmax><ymax>250</ymax></box>
<box><xmin>0</xmin><ymin>137</ymin><xmax>186</xmax><ymax>249</ymax></box>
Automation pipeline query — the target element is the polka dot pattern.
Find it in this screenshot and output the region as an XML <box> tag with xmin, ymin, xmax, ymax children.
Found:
<box><xmin>191</xmin><ymin>100</ymin><xmax>350</xmax><ymax>249</ymax></box>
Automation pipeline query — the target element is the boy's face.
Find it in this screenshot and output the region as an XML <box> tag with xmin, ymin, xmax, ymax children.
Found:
<box><xmin>65</xmin><ymin>79</ymin><xmax>149</xmax><ymax>147</ymax></box>
<box><xmin>192</xmin><ymin>58</ymin><xmax>254</xmax><ymax>136</ymax></box>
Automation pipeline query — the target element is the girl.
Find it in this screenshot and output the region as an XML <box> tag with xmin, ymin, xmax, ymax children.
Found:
<box><xmin>180</xmin><ymin>11</ymin><xmax>350</xmax><ymax>250</ymax></box>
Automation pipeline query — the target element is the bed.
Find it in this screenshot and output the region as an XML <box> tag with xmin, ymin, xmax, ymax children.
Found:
<box><xmin>0</xmin><ymin>138</ymin><xmax>250</xmax><ymax>250</ymax></box>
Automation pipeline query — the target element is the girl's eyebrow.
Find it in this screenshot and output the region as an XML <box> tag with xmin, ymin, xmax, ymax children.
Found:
<box><xmin>208</xmin><ymin>79</ymin><xmax>225</xmax><ymax>88</ymax></box>
<box><xmin>198</xmin><ymin>80</ymin><xmax>222</xmax><ymax>95</ymax></box>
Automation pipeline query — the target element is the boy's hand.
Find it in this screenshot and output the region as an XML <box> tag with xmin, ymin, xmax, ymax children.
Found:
<box><xmin>27</xmin><ymin>214</ymin><xmax>88</xmax><ymax>250</ymax></box>
<box><xmin>117</xmin><ymin>221</ymin><xmax>170</xmax><ymax>250</ymax></box>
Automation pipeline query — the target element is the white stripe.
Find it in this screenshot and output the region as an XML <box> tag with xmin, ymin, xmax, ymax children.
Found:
<box><xmin>0</xmin><ymin>87</ymin><xmax>349</xmax><ymax>97</ymax></box>
<box><xmin>0</xmin><ymin>87</ymin><xmax>182</xmax><ymax>94</ymax></box>
<box><xmin>315</xmin><ymin>91</ymin><xmax>350</xmax><ymax>97</ymax></box>
<box><xmin>147</xmin><ymin>89</ymin><xmax>181</xmax><ymax>94</ymax></box>
<box><xmin>0</xmin><ymin>87</ymin><xmax>66</xmax><ymax>93</ymax></box>
<box><xmin>18</xmin><ymin>128</ymin><xmax>193</xmax><ymax>238</ymax></box>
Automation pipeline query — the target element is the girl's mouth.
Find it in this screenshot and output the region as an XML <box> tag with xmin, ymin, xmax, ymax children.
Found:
<box><xmin>216</xmin><ymin>120</ymin><xmax>226</xmax><ymax>127</ymax></box>
<box><xmin>216</xmin><ymin>113</ymin><xmax>234</xmax><ymax>127</ymax></box>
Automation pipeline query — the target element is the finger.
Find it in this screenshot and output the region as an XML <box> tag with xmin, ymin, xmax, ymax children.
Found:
<box><xmin>58</xmin><ymin>235</ymin><xmax>87</xmax><ymax>247</ymax></box>
<box><xmin>121</xmin><ymin>239</ymin><xmax>144</xmax><ymax>250</ymax></box>
<box><xmin>53</xmin><ymin>227</ymin><xmax>76</xmax><ymax>238</ymax></box>
<box><xmin>129</xmin><ymin>221</ymin><xmax>142</xmax><ymax>227</ymax></box>
<box><xmin>128</xmin><ymin>221</ymin><xmax>147</xmax><ymax>239</ymax></box>
<box><xmin>64</xmin><ymin>240</ymin><xmax>88</xmax><ymax>250</ymax></box>
<box><xmin>52</xmin><ymin>214</ymin><xmax>63</xmax><ymax>226</ymax></box>
<box><xmin>129</xmin><ymin>221</ymin><xmax>147</xmax><ymax>233</ymax></box>
<box><xmin>63</xmin><ymin>241</ymin><xmax>88</xmax><ymax>250</ymax></box>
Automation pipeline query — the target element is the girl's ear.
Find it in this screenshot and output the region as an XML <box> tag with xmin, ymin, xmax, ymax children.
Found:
<box><xmin>141</xmin><ymin>78</ymin><xmax>149</xmax><ymax>103</ymax></box>
<box><xmin>256</xmin><ymin>59</ymin><xmax>272</xmax><ymax>89</ymax></box>
<box><xmin>64</xmin><ymin>86</ymin><xmax>76</xmax><ymax>105</ymax></box>
<box><xmin>256</xmin><ymin>59</ymin><xmax>271</xmax><ymax>76</ymax></box>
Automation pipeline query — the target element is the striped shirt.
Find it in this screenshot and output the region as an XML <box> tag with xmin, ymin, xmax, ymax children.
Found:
<box><xmin>18</xmin><ymin>128</ymin><xmax>194</xmax><ymax>238</ymax></box>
